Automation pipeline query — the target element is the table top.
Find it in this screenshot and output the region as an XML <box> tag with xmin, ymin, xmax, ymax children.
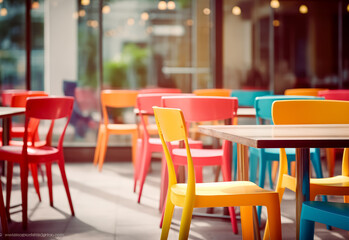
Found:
<box><xmin>0</xmin><ymin>107</ymin><xmax>25</xmax><ymax>118</ymax></box>
<box><xmin>199</xmin><ymin>124</ymin><xmax>349</xmax><ymax>149</ymax></box>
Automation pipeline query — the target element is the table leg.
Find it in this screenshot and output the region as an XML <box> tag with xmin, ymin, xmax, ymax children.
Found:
<box><xmin>295</xmin><ymin>148</ymin><xmax>310</xmax><ymax>240</ymax></box>
<box><xmin>1</xmin><ymin>117</ymin><xmax>10</xmax><ymax>175</ymax></box>
<box><xmin>238</xmin><ymin>143</ymin><xmax>261</xmax><ymax>240</ymax></box>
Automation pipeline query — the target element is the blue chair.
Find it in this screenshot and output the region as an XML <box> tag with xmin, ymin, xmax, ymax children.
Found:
<box><xmin>300</xmin><ymin>201</ymin><xmax>349</xmax><ymax>239</ymax></box>
<box><xmin>230</xmin><ymin>89</ymin><xmax>272</xmax><ymax>107</ymax></box>
<box><xmin>252</xmin><ymin>95</ymin><xmax>325</xmax><ymax>222</ymax></box>
<box><xmin>230</xmin><ymin>90</ymin><xmax>272</xmax><ymax>180</ymax></box>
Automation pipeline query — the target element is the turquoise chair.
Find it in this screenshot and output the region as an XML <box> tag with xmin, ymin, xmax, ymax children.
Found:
<box><xmin>230</xmin><ymin>90</ymin><xmax>273</xmax><ymax>180</ymax></box>
<box><xmin>300</xmin><ymin>201</ymin><xmax>349</xmax><ymax>239</ymax></box>
<box><xmin>252</xmin><ymin>95</ymin><xmax>325</xmax><ymax>222</ymax></box>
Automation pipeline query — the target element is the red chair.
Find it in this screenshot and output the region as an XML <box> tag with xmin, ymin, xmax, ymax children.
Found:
<box><xmin>318</xmin><ymin>89</ymin><xmax>349</xmax><ymax>177</ymax></box>
<box><xmin>162</xmin><ymin>96</ymin><xmax>239</xmax><ymax>234</ymax></box>
<box><xmin>135</xmin><ymin>93</ymin><xmax>202</xmax><ymax>207</ymax></box>
<box><xmin>0</xmin><ymin>183</ymin><xmax>8</xmax><ymax>237</ymax></box>
<box><xmin>2</xmin><ymin>96</ymin><xmax>75</xmax><ymax>229</ymax></box>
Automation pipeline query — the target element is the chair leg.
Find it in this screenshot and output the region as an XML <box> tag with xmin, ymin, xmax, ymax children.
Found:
<box><xmin>29</xmin><ymin>163</ymin><xmax>41</xmax><ymax>201</ymax></box>
<box><xmin>264</xmin><ymin>201</ymin><xmax>282</xmax><ymax>240</ymax></box>
<box><xmin>131</xmin><ymin>132</ymin><xmax>138</xmax><ymax>167</ymax></box>
<box><xmin>228</xmin><ymin>206</ymin><xmax>238</xmax><ymax>234</ymax></box>
<box><xmin>160</xmin><ymin>197</ymin><xmax>175</xmax><ymax>240</ymax></box>
<box><xmin>58</xmin><ymin>160</ymin><xmax>75</xmax><ymax>216</ymax></box>
<box><xmin>6</xmin><ymin>162</ymin><xmax>13</xmax><ymax>221</ymax></box>
<box><xmin>159</xmin><ymin>156</ymin><xmax>168</xmax><ymax>212</ymax></box>
<box><xmin>299</xmin><ymin>219</ymin><xmax>315</xmax><ymax>240</ymax></box>
<box><xmin>134</xmin><ymin>138</ymin><xmax>143</xmax><ymax>193</ymax></box>
<box><xmin>20</xmin><ymin>162</ymin><xmax>29</xmax><ymax>229</ymax></box>
<box><xmin>98</xmin><ymin>132</ymin><xmax>109</xmax><ymax>172</ymax></box>
<box><xmin>46</xmin><ymin>163</ymin><xmax>53</xmax><ymax>207</ymax></box>
<box><xmin>137</xmin><ymin>143</ymin><xmax>152</xmax><ymax>203</ymax></box>
<box><xmin>179</xmin><ymin>202</ymin><xmax>194</xmax><ymax>240</ymax></box>
<box><xmin>93</xmin><ymin>125</ymin><xmax>104</xmax><ymax>166</ymax></box>
<box><xmin>0</xmin><ymin>182</ymin><xmax>8</xmax><ymax>237</ymax></box>
<box><xmin>240</xmin><ymin>206</ymin><xmax>254</xmax><ymax>239</ymax></box>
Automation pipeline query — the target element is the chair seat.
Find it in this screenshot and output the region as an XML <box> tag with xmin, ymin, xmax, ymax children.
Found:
<box><xmin>0</xmin><ymin>145</ymin><xmax>59</xmax><ymax>162</ymax></box>
<box><xmin>172</xmin><ymin>148</ymin><xmax>223</xmax><ymax>166</ymax></box>
<box><xmin>107</xmin><ymin>123</ymin><xmax>137</xmax><ymax>132</ymax></box>
<box><xmin>171</xmin><ymin>181</ymin><xmax>277</xmax><ymax>208</ymax></box>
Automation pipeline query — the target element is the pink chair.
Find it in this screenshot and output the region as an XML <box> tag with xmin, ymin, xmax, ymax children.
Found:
<box><xmin>135</xmin><ymin>93</ymin><xmax>202</xmax><ymax>207</ymax></box>
<box><xmin>161</xmin><ymin>96</ymin><xmax>239</xmax><ymax>234</ymax></box>
<box><xmin>318</xmin><ymin>89</ymin><xmax>349</xmax><ymax>177</ymax></box>
<box><xmin>139</xmin><ymin>88</ymin><xmax>181</xmax><ymax>94</ymax></box>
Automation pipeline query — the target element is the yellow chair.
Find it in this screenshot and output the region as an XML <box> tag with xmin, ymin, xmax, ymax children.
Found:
<box><xmin>93</xmin><ymin>90</ymin><xmax>139</xmax><ymax>171</ymax></box>
<box><xmin>193</xmin><ymin>88</ymin><xmax>231</xmax><ymax>97</ymax></box>
<box><xmin>263</xmin><ymin>100</ymin><xmax>349</xmax><ymax>239</ymax></box>
<box><xmin>153</xmin><ymin>106</ymin><xmax>281</xmax><ymax>240</ymax></box>
<box><xmin>284</xmin><ymin>88</ymin><xmax>328</xmax><ymax>97</ymax></box>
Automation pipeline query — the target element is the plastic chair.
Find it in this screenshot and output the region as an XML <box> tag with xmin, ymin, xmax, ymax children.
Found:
<box><xmin>1</xmin><ymin>96</ymin><xmax>75</xmax><ymax>229</ymax></box>
<box><xmin>252</xmin><ymin>96</ymin><xmax>325</xmax><ymax>222</ymax></box>
<box><xmin>0</xmin><ymin>183</ymin><xmax>8</xmax><ymax>237</ymax></box>
<box><xmin>318</xmin><ymin>89</ymin><xmax>349</xmax><ymax>177</ymax></box>
<box><xmin>193</xmin><ymin>88</ymin><xmax>231</xmax><ymax>97</ymax></box>
<box><xmin>230</xmin><ymin>89</ymin><xmax>272</xmax><ymax>180</ymax></box>
<box><xmin>135</xmin><ymin>93</ymin><xmax>202</xmax><ymax>205</ymax></box>
<box><xmin>284</xmin><ymin>88</ymin><xmax>328</xmax><ymax>96</ymax></box>
<box><xmin>230</xmin><ymin>89</ymin><xmax>272</xmax><ymax>107</ymax></box>
<box><xmin>93</xmin><ymin>90</ymin><xmax>139</xmax><ymax>171</ymax></box>
<box><xmin>153</xmin><ymin>106</ymin><xmax>282</xmax><ymax>239</ymax></box>
<box><xmin>263</xmin><ymin>100</ymin><xmax>349</xmax><ymax>238</ymax></box>
<box><xmin>162</xmin><ymin>96</ymin><xmax>239</xmax><ymax>233</ymax></box>
<box><xmin>300</xmin><ymin>201</ymin><xmax>349</xmax><ymax>240</ymax></box>
<box><xmin>139</xmin><ymin>88</ymin><xmax>182</xmax><ymax>94</ymax></box>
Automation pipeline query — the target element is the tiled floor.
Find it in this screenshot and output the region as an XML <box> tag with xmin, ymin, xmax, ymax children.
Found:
<box><xmin>2</xmin><ymin>160</ymin><xmax>349</xmax><ymax>239</ymax></box>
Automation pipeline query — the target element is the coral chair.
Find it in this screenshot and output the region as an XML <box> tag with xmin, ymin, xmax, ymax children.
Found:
<box><xmin>162</xmin><ymin>96</ymin><xmax>239</xmax><ymax>233</ymax></box>
<box><xmin>263</xmin><ymin>100</ymin><xmax>349</xmax><ymax>238</ymax></box>
<box><xmin>135</xmin><ymin>93</ymin><xmax>202</xmax><ymax>206</ymax></box>
<box><xmin>300</xmin><ymin>201</ymin><xmax>349</xmax><ymax>240</ymax></box>
<box><xmin>318</xmin><ymin>89</ymin><xmax>349</xmax><ymax>177</ymax></box>
<box><xmin>252</xmin><ymin>96</ymin><xmax>324</xmax><ymax>222</ymax></box>
<box><xmin>93</xmin><ymin>90</ymin><xmax>139</xmax><ymax>171</ymax></box>
<box><xmin>284</xmin><ymin>88</ymin><xmax>328</xmax><ymax>96</ymax></box>
<box><xmin>1</xmin><ymin>97</ymin><xmax>75</xmax><ymax>229</ymax></box>
<box><xmin>193</xmin><ymin>88</ymin><xmax>231</xmax><ymax>97</ymax></box>
<box><xmin>139</xmin><ymin>88</ymin><xmax>182</xmax><ymax>94</ymax></box>
<box><xmin>153</xmin><ymin>106</ymin><xmax>282</xmax><ymax>239</ymax></box>
<box><xmin>0</xmin><ymin>183</ymin><xmax>8</xmax><ymax>237</ymax></box>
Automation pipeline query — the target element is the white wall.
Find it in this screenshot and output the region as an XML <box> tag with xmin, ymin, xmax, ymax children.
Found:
<box><xmin>44</xmin><ymin>0</ymin><xmax>77</xmax><ymax>96</ymax></box>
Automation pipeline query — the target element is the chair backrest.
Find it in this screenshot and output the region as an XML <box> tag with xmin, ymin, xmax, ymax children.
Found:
<box><xmin>284</xmin><ymin>88</ymin><xmax>327</xmax><ymax>96</ymax></box>
<box><xmin>193</xmin><ymin>88</ymin><xmax>231</xmax><ymax>97</ymax></box>
<box><xmin>318</xmin><ymin>89</ymin><xmax>349</xmax><ymax>101</ymax></box>
<box><xmin>153</xmin><ymin>106</ymin><xmax>195</xmax><ymax>192</ymax></box>
<box><xmin>272</xmin><ymin>100</ymin><xmax>349</xmax><ymax>125</ymax></box>
<box><xmin>11</xmin><ymin>91</ymin><xmax>49</xmax><ymax>107</ymax></box>
<box><xmin>75</xmin><ymin>87</ymin><xmax>99</xmax><ymax>112</ymax></box>
<box><xmin>254</xmin><ymin>95</ymin><xmax>322</xmax><ymax>124</ymax></box>
<box><xmin>161</xmin><ymin>96</ymin><xmax>238</xmax><ymax>123</ymax></box>
<box><xmin>24</xmin><ymin>97</ymin><xmax>74</xmax><ymax>149</ymax></box>
<box><xmin>139</xmin><ymin>88</ymin><xmax>182</xmax><ymax>94</ymax></box>
<box><xmin>136</xmin><ymin>93</ymin><xmax>185</xmax><ymax>138</ymax></box>
<box><xmin>2</xmin><ymin>90</ymin><xmax>45</xmax><ymax>107</ymax></box>
<box><xmin>101</xmin><ymin>90</ymin><xmax>139</xmax><ymax>125</ymax></box>
<box><xmin>230</xmin><ymin>89</ymin><xmax>272</xmax><ymax>107</ymax></box>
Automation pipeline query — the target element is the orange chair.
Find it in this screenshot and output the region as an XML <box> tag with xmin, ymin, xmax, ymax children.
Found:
<box><xmin>284</xmin><ymin>88</ymin><xmax>328</xmax><ymax>97</ymax></box>
<box><xmin>193</xmin><ymin>88</ymin><xmax>231</xmax><ymax>97</ymax></box>
<box><xmin>263</xmin><ymin>100</ymin><xmax>349</xmax><ymax>238</ymax></box>
<box><xmin>1</xmin><ymin>96</ymin><xmax>75</xmax><ymax>229</ymax></box>
<box><xmin>153</xmin><ymin>106</ymin><xmax>282</xmax><ymax>239</ymax></box>
<box><xmin>318</xmin><ymin>89</ymin><xmax>349</xmax><ymax>177</ymax></box>
<box><xmin>93</xmin><ymin>90</ymin><xmax>139</xmax><ymax>171</ymax></box>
